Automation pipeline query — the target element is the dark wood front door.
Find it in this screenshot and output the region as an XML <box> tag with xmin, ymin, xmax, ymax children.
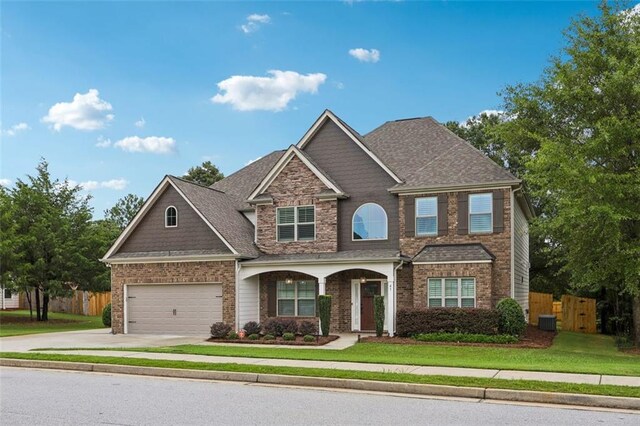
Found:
<box><xmin>360</xmin><ymin>282</ymin><xmax>381</xmax><ymax>331</ymax></box>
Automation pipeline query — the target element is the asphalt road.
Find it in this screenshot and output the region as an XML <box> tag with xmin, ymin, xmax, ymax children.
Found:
<box><xmin>1</xmin><ymin>367</ymin><xmax>638</xmax><ymax>425</ymax></box>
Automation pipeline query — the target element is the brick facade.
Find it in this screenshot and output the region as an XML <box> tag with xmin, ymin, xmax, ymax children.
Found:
<box><xmin>256</xmin><ymin>155</ymin><xmax>338</xmax><ymax>254</ymax></box>
<box><xmin>399</xmin><ymin>189</ymin><xmax>512</xmax><ymax>306</ymax></box>
<box><xmin>110</xmin><ymin>260</ymin><xmax>236</xmax><ymax>334</ymax></box>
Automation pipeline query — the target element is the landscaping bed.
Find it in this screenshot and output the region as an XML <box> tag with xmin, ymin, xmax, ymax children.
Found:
<box><xmin>360</xmin><ymin>325</ymin><xmax>556</xmax><ymax>348</ymax></box>
<box><xmin>207</xmin><ymin>335</ymin><xmax>339</xmax><ymax>346</ymax></box>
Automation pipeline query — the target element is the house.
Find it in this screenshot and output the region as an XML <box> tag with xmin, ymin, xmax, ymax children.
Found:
<box><xmin>102</xmin><ymin>110</ymin><xmax>533</xmax><ymax>336</ymax></box>
<box><xmin>1</xmin><ymin>285</ymin><xmax>19</xmax><ymax>310</ymax></box>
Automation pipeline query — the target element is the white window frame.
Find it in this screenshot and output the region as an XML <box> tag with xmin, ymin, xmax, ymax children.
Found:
<box><xmin>276</xmin><ymin>205</ymin><xmax>316</xmax><ymax>242</ymax></box>
<box><xmin>469</xmin><ymin>193</ymin><xmax>493</xmax><ymax>234</ymax></box>
<box><xmin>415</xmin><ymin>197</ymin><xmax>438</xmax><ymax>236</ymax></box>
<box><xmin>427</xmin><ymin>277</ymin><xmax>476</xmax><ymax>308</ymax></box>
<box><xmin>352</xmin><ymin>202</ymin><xmax>388</xmax><ymax>241</ymax></box>
<box><xmin>165</xmin><ymin>206</ymin><xmax>178</xmax><ymax>228</ymax></box>
<box><xmin>276</xmin><ymin>280</ymin><xmax>316</xmax><ymax>317</ymax></box>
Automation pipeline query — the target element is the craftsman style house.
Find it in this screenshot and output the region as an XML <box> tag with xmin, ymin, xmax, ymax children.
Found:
<box><xmin>103</xmin><ymin>110</ymin><xmax>533</xmax><ymax>336</ymax></box>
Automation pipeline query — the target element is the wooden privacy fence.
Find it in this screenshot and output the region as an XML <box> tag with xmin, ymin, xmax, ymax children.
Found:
<box><xmin>561</xmin><ymin>295</ymin><xmax>596</xmax><ymax>333</ymax></box>
<box><xmin>20</xmin><ymin>291</ymin><xmax>111</xmax><ymax>316</ymax></box>
<box><xmin>528</xmin><ymin>292</ymin><xmax>554</xmax><ymax>326</ymax></box>
<box><xmin>552</xmin><ymin>301</ymin><xmax>563</xmax><ymax>322</ymax></box>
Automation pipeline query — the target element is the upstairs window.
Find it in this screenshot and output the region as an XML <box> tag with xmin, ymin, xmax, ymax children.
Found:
<box><xmin>277</xmin><ymin>206</ymin><xmax>315</xmax><ymax>242</ymax></box>
<box><xmin>416</xmin><ymin>197</ymin><xmax>437</xmax><ymax>236</ymax></box>
<box><xmin>352</xmin><ymin>203</ymin><xmax>388</xmax><ymax>240</ymax></box>
<box><xmin>469</xmin><ymin>193</ymin><xmax>492</xmax><ymax>233</ymax></box>
<box><xmin>165</xmin><ymin>206</ymin><xmax>177</xmax><ymax>227</ymax></box>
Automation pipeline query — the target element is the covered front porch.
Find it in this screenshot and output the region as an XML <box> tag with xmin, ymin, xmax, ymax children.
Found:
<box><xmin>237</xmin><ymin>251</ymin><xmax>408</xmax><ymax>336</ymax></box>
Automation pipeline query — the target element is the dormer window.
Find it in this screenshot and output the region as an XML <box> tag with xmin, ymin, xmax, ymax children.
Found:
<box><xmin>352</xmin><ymin>203</ymin><xmax>388</xmax><ymax>240</ymax></box>
<box><xmin>165</xmin><ymin>206</ymin><xmax>177</xmax><ymax>228</ymax></box>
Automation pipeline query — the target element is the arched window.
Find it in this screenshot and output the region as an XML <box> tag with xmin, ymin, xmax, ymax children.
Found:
<box><xmin>352</xmin><ymin>203</ymin><xmax>388</xmax><ymax>240</ymax></box>
<box><xmin>165</xmin><ymin>206</ymin><xmax>177</xmax><ymax>227</ymax></box>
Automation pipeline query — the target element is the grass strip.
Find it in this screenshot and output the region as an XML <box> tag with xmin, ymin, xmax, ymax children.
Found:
<box><xmin>1</xmin><ymin>351</ymin><xmax>638</xmax><ymax>399</ymax></box>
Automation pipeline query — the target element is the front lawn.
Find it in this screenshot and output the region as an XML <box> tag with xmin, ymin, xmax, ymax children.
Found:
<box><xmin>113</xmin><ymin>331</ymin><xmax>639</xmax><ymax>376</ymax></box>
<box><xmin>0</xmin><ymin>310</ymin><xmax>106</xmax><ymax>337</ymax></box>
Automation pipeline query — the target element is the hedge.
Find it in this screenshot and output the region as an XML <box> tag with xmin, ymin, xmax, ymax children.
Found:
<box><xmin>396</xmin><ymin>308</ymin><xmax>500</xmax><ymax>337</ymax></box>
<box><xmin>414</xmin><ymin>332</ymin><xmax>518</xmax><ymax>344</ymax></box>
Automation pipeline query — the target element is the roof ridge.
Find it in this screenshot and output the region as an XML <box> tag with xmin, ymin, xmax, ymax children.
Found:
<box><xmin>211</xmin><ymin>150</ymin><xmax>286</xmax><ymax>186</ymax></box>
<box><xmin>169</xmin><ymin>175</ymin><xmax>227</xmax><ymax>194</ymax></box>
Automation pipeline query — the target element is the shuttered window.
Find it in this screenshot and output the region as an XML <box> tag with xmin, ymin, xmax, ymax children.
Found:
<box><xmin>277</xmin><ymin>280</ymin><xmax>316</xmax><ymax>316</ymax></box>
<box><xmin>277</xmin><ymin>206</ymin><xmax>315</xmax><ymax>242</ymax></box>
<box><xmin>416</xmin><ymin>197</ymin><xmax>438</xmax><ymax>236</ymax></box>
<box><xmin>428</xmin><ymin>278</ymin><xmax>476</xmax><ymax>308</ymax></box>
<box><xmin>469</xmin><ymin>193</ymin><xmax>493</xmax><ymax>234</ymax></box>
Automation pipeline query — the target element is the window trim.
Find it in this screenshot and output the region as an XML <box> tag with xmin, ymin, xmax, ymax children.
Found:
<box><xmin>276</xmin><ymin>205</ymin><xmax>316</xmax><ymax>242</ymax></box>
<box><xmin>468</xmin><ymin>193</ymin><xmax>493</xmax><ymax>234</ymax></box>
<box><xmin>351</xmin><ymin>202</ymin><xmax>389</xmax><ymax>241</ymax></box>
<box><xmin>164</xmin><ymin>206</ymin><xmax>178</xmax><ymax>228</ymax></box>
<box><xmin>415</xmin><ymin>196</ymin><xmax>438</xmax><ymax>237</ymax></box>
<box><xmin>276</xmin><ymin>280</ymin><xmax>317</xmax><ymax>317</ymax></box>
<box><xmin>427</xmin><ymin>277</ymin><xmax>476</xmax><ymax>308</ymax></box>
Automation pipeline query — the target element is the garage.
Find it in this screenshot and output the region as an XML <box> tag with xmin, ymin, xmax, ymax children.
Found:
<box><xmin>126</xmin><ymin>283</ymin><xmax>222</xmax><ymax>335</ymax></box>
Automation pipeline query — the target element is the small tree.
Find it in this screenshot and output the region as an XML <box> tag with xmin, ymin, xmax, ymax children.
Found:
<box><xmin>373</xmin><ymin>295</ymin><xmax>385</xmax><ymax>337</ymax></box>
<box><xmin>104</xmin><ymin>194</ymin><xmax>144</xmax><ymax>230</ymax></box>
<box><xmin>318</xmin><ymin>295</ymin><xmax>332</xmax><ymax>337</ymax></box>
<box><xmin>182</xmin><ymin>161</ymin><xmax>224</xmax><ymax>186</ymax></box>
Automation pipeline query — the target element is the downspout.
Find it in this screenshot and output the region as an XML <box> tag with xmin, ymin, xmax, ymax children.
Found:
<box><xmin>393</xmin><ymin>260</ymin><xmax>405</xmax><ymax>336</ymax></box>
<box><xmin>235</xmin><ymin>260</ymin><xmax>241</xmax><ymax>332</ymax></box>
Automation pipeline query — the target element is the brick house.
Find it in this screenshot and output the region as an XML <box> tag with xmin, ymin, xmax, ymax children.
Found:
<box><xmin>103</xmin><ymin>110</ymin><xmax>533</xmax><ymax>336</ymax></box>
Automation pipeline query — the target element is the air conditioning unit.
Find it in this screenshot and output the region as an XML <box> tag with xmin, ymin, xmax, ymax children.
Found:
<box><xmin>538</xmin><ymin>315</ymin><xmax>557</xmax><ymax>332</ymax></box>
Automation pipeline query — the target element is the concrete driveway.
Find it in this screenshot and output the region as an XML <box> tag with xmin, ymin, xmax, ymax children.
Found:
<box><xmin>0</xmin><ymin>328</ymin><xmax>207</xmax><ymax>353</ymax></box>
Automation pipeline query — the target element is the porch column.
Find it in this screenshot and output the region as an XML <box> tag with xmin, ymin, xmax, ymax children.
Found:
<box><xmin>387</xmin><ymin>279</ymin><xmax>395</xmax><ymax>337</ymax></box>
<box><xmin>318</xmin><ymin>277</ymin><xmax>326</xmax><ymax>334</ymax></box>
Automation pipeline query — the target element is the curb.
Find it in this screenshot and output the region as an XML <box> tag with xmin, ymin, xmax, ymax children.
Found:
<box><xmin>1</xmin><ymin>358</ymin><xmax>638</xmax><ymax>411</ymax></box>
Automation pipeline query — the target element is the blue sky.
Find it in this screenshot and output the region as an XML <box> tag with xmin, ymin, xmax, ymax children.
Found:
<box><xmin>0</xmin><ymin>1</ymin><xmax>621</xmax><ymax>217</ymax></box>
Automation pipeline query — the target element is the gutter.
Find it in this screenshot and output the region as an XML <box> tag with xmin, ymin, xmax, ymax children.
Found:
<box><xmin>241</xmin><ymin>256</ymin><xmax>411</xmax><ymax>267</ymax></box>
<box><xmin>387</xmin><ymin>180</ymin><xmax>521</xmax><ymax>195</ymax></box>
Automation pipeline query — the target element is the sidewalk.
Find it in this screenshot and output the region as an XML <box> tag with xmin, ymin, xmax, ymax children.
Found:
<box><xmin>40</xmin><ymin>349</ymin><xmax>640</xmax><ymax>387</ymax></box>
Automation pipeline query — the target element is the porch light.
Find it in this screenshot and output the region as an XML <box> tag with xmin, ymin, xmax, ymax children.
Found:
<box><xmin>360</xmin><ymin>277</ymin><xmax>367</xmax><ymax>284</ymax></box>
<box><xmin>285</xmin><ymin>277</ymin><xmax>293</xmax><ymax>285</ymax></box>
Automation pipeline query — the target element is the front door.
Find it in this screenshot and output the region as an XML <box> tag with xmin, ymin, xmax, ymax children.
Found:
<box><xmin>360</xmin><ymin>282</ymin><xmax>381</xmax><ymax>331</ymax></box>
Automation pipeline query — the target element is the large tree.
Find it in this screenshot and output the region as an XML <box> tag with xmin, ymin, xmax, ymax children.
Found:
<box><xmin>501</xmin><ymin>2</ymin><xmax>640</xmax><ymax>343</ymax></box>
<box><xmin>182</xmin><ymin>161</ymin><xmax>224</xmax><ymax>186</ymax></box>
<box><xmin>104</xmin><ymin>193</ymin><xmax>144</xmax><ymax>230</ymax></box>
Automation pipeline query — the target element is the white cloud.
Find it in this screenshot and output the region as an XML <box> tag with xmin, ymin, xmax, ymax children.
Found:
<box><xmin>95</xmin><ymin>135</ymin><xmax>112</xmax><ymax>148</ymax></box>
<box><xmin>2</xmin><ymin>122</ymin><xmax>30</xmax><ymax>137</ymax></box>
<box><xmin>348</xmin><ymin>48</ymin><xmax>380</xmax><ymax>63</ymax></box>
<box><xmin>240</xmin><ymin>14</ymin><xmax>271</xmax><ymax>33</ymax></box>
<box><xmin>79</xmin><ymin>178</ymin><xmax>128</xmax><ymax>191</ymax></box>
<box><xmin>212</xmin><ymin>70</ymin><xmax>327</xmax><ymax>112</ymax></box>
<box><xmin>0</xmin><ymin>178</ymin><xmax>12</xmax><ymax>187</ymax></box>
<box><xmin>134</xmin><ymin>117</ymin><xmax>146</xmax><ymax>128</ymax></box>
<box><xmin>42</xmin><ymin>89</ymin><xmax>114</xmax><ymax>131</ymax></box>
<box><xmin>245</xmin><ymin>156</ymin><xmax>262</xmax><ymax>166</ymax></box>
<box><xmin>114</xmin><ymin>136</ymin><xmax>176</xmax><ymax>154</ymax></box>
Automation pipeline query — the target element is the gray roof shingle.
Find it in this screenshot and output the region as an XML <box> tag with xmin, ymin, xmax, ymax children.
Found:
<box><xmin>413</xmin><ymin>243</ymin><xmax>495</xmax><ymax>263</ymax></box>
<box><xmin>242</xmin><ymin>249</ymin><xmax>409</xmax><ymax>265</ymax></box>
<box><xmin>109</xmin><ymin>249</ymin><xmax>231</xmax><ymax>260</ymax></box>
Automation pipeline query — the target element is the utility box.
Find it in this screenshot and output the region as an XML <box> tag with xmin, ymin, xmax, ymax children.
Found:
<box><xmin>538</xmin><ymin>314</ymin><xmax>557</xmax><ymax>332</ymax></box>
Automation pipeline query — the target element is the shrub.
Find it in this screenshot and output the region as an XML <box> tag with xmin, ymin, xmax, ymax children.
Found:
<box><xmin>303</xmin><ymin>334</ymin><xmax>315</xmax><ymax>342</ymax></box>
<box><xmin>243</xmin><ymin>321</ymin><xmax>262</xmax><ymax>336</ymax></box>
<box><xmin>318</xmin><ymin>295</ymin><xmax>332</xmax><ymax>337</ymax></box>
<box><xmin>263</xmin><ymin>334</ymin><xmax>275</xmax><ymax>340</ymax></box>
<box><xmin>248</xmin><ymin>333</ymin><xmax>260</xmax><ymax>340</ymax></box>
<box><xmin>374</xmin><ymin>295</ymin><xmax>385</xmax><ymax>337</ymax></box>
<box><xmin>227</xmin><ymin>331</ymin><xmax>239</xmax><ymax>340</ymax></box>
<box><xmin>414</xmin><ymin>332</ymin><xmax>518</xmax><ymax>344</ymax></box>
<box><xmin>396</xmin><ymin>308</ymin><xmax>500</xmax><ymax>337</ymax></box>
<box><xmin>496</xmin><ymin>298</ymin><xmax>527</xmax><ymax>336</ymax></box>
<box><xmin>282</xmin><ymin>332</ymin><xmax>296</xmax><ymax>341</ymax></box>
<box><xmin>262</xmin><ymin>318</ymin><xmax>298</xmax><ymax>336</ymax></box>
<box><xmin>210</xmin><ymin>322</ymin><xmax>232</xmax><ymax>339</ymax></box>
<box><xmin>102</xmin><ymin>303</ymin><xmax>111</xmax><ymax>327</ymax></box>
<box><xmin>298</xmin><ymin>320</ymin><xmax>318</xmax><ymax>336</ymax></box>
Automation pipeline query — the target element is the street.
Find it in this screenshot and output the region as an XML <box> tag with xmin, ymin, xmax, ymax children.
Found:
<box><xmin>0</xmin><ymin>367</ymin><xmax>638</xmax><ymax>425</ymax></box>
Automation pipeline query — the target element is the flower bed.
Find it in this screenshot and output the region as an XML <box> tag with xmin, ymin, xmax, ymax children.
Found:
<box><xmin>207</xmin><ymin>335</ymin><xmax>339</xmax><ymax>346</ymax></box>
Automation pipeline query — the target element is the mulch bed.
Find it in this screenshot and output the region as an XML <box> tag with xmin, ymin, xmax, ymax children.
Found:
<box><xmin>360</xmin><ymin>325</ymin><xmax>556</xmax><ymax>349</ymax></box>
<box><xmin>207</xmin><ymin>335</ymin><xmax>339</xmax><ymax>346</ymax></box>
<box><xmin>0</xmin><ymin>315</ymin><xmax>78</xmax><ymax>325</ymax></box>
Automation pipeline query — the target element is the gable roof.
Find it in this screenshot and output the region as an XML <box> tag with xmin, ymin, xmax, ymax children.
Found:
<box><xmin>363</xmin><ymin>117</ymin><xmax>520</xmax><ymax>192</ymax></box>
<box><xmin>412</xmin><ymin>243</ymin><xmax>495</xmax><ymax>264</ymax></box>
<box><xmin>103</xmin><ymin>176</ymin><xmax>259</xmax><ymax>261</ymax></box>
<box><xmin>247</xmin><ymin>144</ymin><xmax>346</xmax><ymax>202</ymax></box>
<box><xmin>297</xmin><ymin>110</ymin><xmax>402</xmax><ymax>184</ymax></box>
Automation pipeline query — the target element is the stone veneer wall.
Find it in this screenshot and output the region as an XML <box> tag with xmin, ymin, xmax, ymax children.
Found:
<box><xmin>110</xmin><ymin>260</ymin><xmax>236</xmax><ymax>334</ymax></box>
<box><xmin>412</xmin><ymin>263</ymin><xmax>493</xmax><ymax>309</ymax></box>
<box><xmin>399</xmin><ymin>188</ymin><xmax>512</xmax><ymax>306</ymax></box>
<box><xmin>256</xmin><ymin>156</ymin><xmax>338</xmax><ymax>254</ymax></box>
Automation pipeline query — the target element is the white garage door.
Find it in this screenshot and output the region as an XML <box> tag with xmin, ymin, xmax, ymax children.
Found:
<box><xmin>126</xmin><ymin>283</ymin><xmax>222</xmax><ymax>335</ymax></box>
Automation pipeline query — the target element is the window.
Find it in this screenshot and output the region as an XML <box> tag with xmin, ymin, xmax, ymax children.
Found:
<box><xmin>416</xmin><ymin>197</ymin><xmax>437</xmax><ymax>236</ymax></box>
<box><xmin>165</xmin><ymin>206</ymin><xmax>177</xmax><ymax>227</ymax></box>
<box><xmin>276</xmin><ymin>206</ymin><xmax>315</xmax><ymax>242</ymax></box>
<box><xmin>469</xmin><ymin>193</ymin><xmax>492</xmax><ymax>233</ymax></box>
<box><xmin>352</xmin><ymin>203</ymin><xmax>388</xmax><ymax>240</ymax></box>
<box><xmin>4</xmin><ymin>288</ymin><xmax>11</xmax><ymax>299</ymax></box>
<box><xmin>428</xmin><ymin>278</ymin><xmax>475</xmax><ymax>308</ymax></box>
<box><xmin>277</xmin><ymin>280</ymin><xmax>316</xmax><ymax>316</ymax></box>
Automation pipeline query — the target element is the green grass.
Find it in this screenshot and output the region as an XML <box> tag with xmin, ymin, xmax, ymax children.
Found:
<box><xmin>1</xmin><ymin>351</ymin><xmax>638</xmax><ymax>398</ymax></box>
<box><xmin>89</xmin><ymin>332</ymin><xmax>639</xmax><ymax>376</ymax></box>
<box><xmin>0</xmin><ymin>310</ymin><xmax>106</xmax><ymax>337</ymax></box>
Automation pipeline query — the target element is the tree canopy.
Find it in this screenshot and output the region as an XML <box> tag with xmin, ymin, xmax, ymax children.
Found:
<box><xmin>182</xmin><ymin>161</ymin><xmax>224</xmax><ymax>186</ymax></box>
<box><xmin>104</xmin><ymin>193</ymin><xmax>145</xmax><ymax>230</ymax></box>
